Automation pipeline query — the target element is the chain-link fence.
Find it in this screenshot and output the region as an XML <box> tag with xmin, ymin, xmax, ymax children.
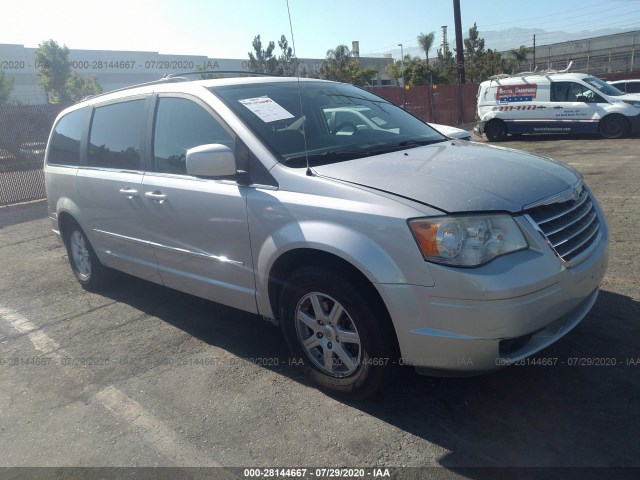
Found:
<box><xmin>0</xmin><ymin>104</ymin><xmax>64</xmax><ymax>206</ymax></box>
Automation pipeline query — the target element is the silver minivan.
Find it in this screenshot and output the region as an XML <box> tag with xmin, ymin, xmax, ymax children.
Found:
<box><xmin>45</xmin><ymin>76</ymin><xmax>609</xmax><ymax>398</ymax></box>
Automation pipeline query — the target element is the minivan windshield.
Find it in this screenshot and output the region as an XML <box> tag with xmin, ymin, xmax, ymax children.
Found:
<box><xmin>210</xmin><ymin>81</ymin><xmax>446</xmax><ymax>166</ymax></box>
<box><xmin>584</xmin><ymin>76</ymin><xmax>624</xmax><ymax>97</ymax></box>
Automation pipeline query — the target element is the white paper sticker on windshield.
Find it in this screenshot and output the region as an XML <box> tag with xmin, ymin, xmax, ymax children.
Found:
<box><xmin>239</xmin><ymin>96</ymin><xmax>294</xmax><ymax>123</ymax></box>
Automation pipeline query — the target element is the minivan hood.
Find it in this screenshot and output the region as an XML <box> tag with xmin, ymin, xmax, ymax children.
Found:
<box><xmin>313</xmin><ymin>141</ymin><xmax>581</xmax><ymax>213</ymax></box>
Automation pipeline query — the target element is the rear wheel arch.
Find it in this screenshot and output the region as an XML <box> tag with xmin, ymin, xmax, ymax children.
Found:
<box><xmin>58</xmin><ymin>213</ymin><xmax>114</xmax><ymax>290</ymax></box>
<box><xmin>57</xmin><ymin>211</ymin><xmax>78</xmax><ymax>240</ymax></box>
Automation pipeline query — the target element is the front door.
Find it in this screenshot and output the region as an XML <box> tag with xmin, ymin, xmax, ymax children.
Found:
<box><xmin>140</xmin><ymin>95</ymin><xmax>256</xmax><ymax>313</ymax></box>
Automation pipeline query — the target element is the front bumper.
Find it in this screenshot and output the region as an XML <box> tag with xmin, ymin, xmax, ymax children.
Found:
<box><xmin>375</xmin><ymin>216</ymin><xmax>609</xmax><ymax>374</ymax></box>
<box><xmin>473</xmin><ymin>122</ymin><xmax>486</xmax><ymax>136</ymax></box>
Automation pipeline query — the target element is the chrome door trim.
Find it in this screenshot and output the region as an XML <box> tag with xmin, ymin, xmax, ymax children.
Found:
<box><xmin>93</xmin><ymin>229</ymin><xmax>244</xmax><ymax>266</ymax></box>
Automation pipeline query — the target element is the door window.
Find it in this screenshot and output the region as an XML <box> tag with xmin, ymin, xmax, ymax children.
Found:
<box><xmin>88</xmin><ymin>99</ymin><xmax>146</xmax><ymax>170</ymax></box>
<box><xmin>551</xmin><ymin>82</ymin><xmax>603</xmax><ymax>102</ymax></box>
<box><xmin>153</xmin><ymin>97</ymin><xmax>233</xmax><ymax>175</ymax></box>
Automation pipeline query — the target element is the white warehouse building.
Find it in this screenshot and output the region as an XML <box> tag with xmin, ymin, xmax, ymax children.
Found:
<box><xmin>0</xmin><ymin>43</ymin><xmax>394</xmax><ymax>105</ymax></box>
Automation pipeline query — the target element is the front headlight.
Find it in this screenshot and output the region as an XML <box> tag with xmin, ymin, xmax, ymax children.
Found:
<box><xmin>622</xmin><ymin>100</ymin><xmax>640</xmax><ymax>108</ymax></box>
<box><xmin>408</xmin><ymin>214</ymin><xmax>528</xmax><ymax>267</ymax></box>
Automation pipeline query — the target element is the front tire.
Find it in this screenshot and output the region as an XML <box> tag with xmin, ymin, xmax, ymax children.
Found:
<box><xmin>485</xmin><ymin>119</ymin><xmax>508</xmax><ymax>142</ymax></box>
<box><xmin>64</xmin><ymin>222</ymin><xmax>114</xmax><ymax>291</ymax></box>
<box><xmin>279</xmin><ymin>266</ymin><xmax>397</xmax><ymax>399</ymax></box>
<box><xmin>599</xmin><ymin>115</ymin><xmax>628</xmax><ymax>139</ymax></box>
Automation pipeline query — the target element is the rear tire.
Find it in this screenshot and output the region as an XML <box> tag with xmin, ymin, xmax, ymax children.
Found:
<box><xmin>279</xmin><ymin>266</ymin><xmax>398</xmax><ymax>399</ymax></box>
<box><xmin>63</xmin><ymin>222</ymin><xmax>114</xmax><ymax>291</ymax></box>
<box><xmin>485</xmin><ymin>119</ymin><xmax>508</xmax><ymax>142</ymax></box>
<box><xmin>599</xmin><ymin>115</ymin><xmax>628</xmax><ymax>139</ymax></box>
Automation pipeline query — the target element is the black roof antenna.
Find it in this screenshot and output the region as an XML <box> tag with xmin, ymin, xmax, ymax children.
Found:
<box><xmin>286</xmin><ymin>0</ymin><xmax>312</xmax><ymax>176</ymax></box>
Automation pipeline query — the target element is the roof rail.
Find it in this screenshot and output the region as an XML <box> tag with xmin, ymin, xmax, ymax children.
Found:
<box><xmin>539</xmin><ymin>61</ymin><xmax>573</xmax><ymax>75</ymax></box>
<box><xmin>486</xmin><ymin>61</ymin><xmax>573</xmax><ymax>82</ymax></box>
<box><xmin>80</xmin><ymin>76</ymin><xmax>189</xmax><ymax>102</ymax></box>
<box><xmin>487</xmin><ymin>73</ymin><xmax>511</xmax><ymax>80</ymax></box>
<box><xmin>80</xmin><ymin>70</ymin><xmax>283</xmax><ymax>103</ymax></box>
<box><xmin>164</xmin><ymin>70</ymin><xmax>284</xmax><ymax>79</ymax></box>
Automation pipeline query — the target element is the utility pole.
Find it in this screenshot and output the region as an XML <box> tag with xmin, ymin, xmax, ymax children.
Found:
<box><xmin>453</xmin><ymin>0</ymin><xmax>465</xmax><ymax>84</ymax></box>
<box><xmin>453</xmin><ymin>0</ymin><xmax>464</xmax><ymax>125</ymax></box>
<box><xmin>533</xmin><ymin>34</ymin><xmax>536</xmax><ymax>69</ymax></box>
<box><xmin>441</xmin><ymin>26</ymin><xmax>448</xmax><ymax>59</ymax></box>
<box><xmin>398</xmin><ymin>43</ymin><xmax>405</xmax><ymax>108</ymax></box>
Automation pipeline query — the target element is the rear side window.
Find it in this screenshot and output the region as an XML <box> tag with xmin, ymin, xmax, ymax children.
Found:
<box><xmin>47</xmin><ymin>107</ymin><xmax>87</xmax><ymax>166</ymax></box>
<box><xmin>153</xmin><ymin>97</ymin><xmax>233</xmax><ymax>174</ymax></box>
<box><xmin>88</xmin><ymin>99</ymin><xmax>146</xmax><ymax>170</ymax></box>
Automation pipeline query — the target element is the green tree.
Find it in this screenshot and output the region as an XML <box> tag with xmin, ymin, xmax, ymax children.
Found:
<box><xmin>66</xmin><ymin>71</ymin><xmax>102</xmax><ymax>102</ymax></box>
<box><xmin>463</xmin><ymin>23</ymin><xmax>486</xmax><ymax>83</ymax></box>
<box><xmin>387</xmin><ymin>55</ymin><xmax>435</xmax><ymax>87</ymax></box>
<box><xmin>386</xmin><ymin>55</ymin><xmax>407</xmax><ymax>86</ymax></box>
<box><xmin>509</xmin><ymin>45</ymin><xmax>530</xmax><ymax>72</ymax></box>
<box><xmin>314</xmin><ymin>45</ymin><xmax>377</xmax><ymax>86</ymax></box>
<box><xmin>34</xmin><ymin>39</ymin><xmax>103</xmax><ymax>104</ymax></box>
<box><xmin>248</xmin><ymin>35</ymin><xmax>277</xmax><ymax>74</ymax></box>
<box><xmin>417</xmin><ymin>32</ymin><xmax>435</xmax><ymax>64</ymax></box>
<box><xmin>276</xmin><ymin>35</ymin><xmax>300</xmax><ymax>76</ymax></box>
<box><xmin>0</xmin><ymin>70</ymin><xmax>15</xmax><ymax>105</ymax></box>
<box><xmin>434</xmin><ymin>45</ymin><xmax>455</xmax><ymax>84</ymax></box>
<box><xmin>34</xmin><ymin>39</ymin><xmax>72</xmax><ymax>103</ymax></box>
<box><xmin>484</xmin><ymin>49</ymin><xmax>509</xmax><ymax>79</ymax></box>
<box><xmin>404</xmin><ymin>56</ymin><xmax>433</xmax><ymax>86</ymax></box>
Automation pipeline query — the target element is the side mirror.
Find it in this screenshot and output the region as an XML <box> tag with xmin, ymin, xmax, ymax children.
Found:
<box><xmin>186</xmin><ymin>144</ymin><xmax>236</xmax><ymax>177</ymax></box>
<box><xmin>576</xmin><ymin>95</ymin><xmax>589</xmax><ymax>103</ymax></box>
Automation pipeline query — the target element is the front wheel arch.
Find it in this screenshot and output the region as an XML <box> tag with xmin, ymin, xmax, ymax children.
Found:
<box><xmin>278</xmin><ymin>264</ymin><xmax>400</xmax><ymax>399</ymax></box>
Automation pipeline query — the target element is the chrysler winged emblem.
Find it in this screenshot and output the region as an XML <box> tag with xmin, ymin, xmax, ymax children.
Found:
<box><xmin>572</xmin><ymin>187</ymin><xmax>580</xmax><ymax>201</ymax></box>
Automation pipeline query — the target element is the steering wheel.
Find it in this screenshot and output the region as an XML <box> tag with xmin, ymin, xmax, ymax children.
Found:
<box><xmin>332</xmin><ymin>121</ymin><xmax>358</xmax><ymax>135</ymax></box>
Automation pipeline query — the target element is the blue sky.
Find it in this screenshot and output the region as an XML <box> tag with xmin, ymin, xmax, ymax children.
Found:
<box><xmin>2</xmin><ymin>0</ymin><xmax>640</xmax><ymax>59</ymax></box>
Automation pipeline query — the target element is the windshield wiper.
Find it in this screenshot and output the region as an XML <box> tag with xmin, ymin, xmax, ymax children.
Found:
<box><xmin>368</xmin><ymin>138</ymin><xmax>446</xmax><ymax>155</ymax></box>
<box><xmin>284</xmin><ymin>149</ymin><xmax>366</xmax><ymax>166</ymax></box>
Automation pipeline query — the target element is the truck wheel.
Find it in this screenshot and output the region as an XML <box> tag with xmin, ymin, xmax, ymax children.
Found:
<box><xmin>279</xmin><ymin>266</ymin><xmax>397</xmax><ymax>399</ymax></box>
<box><xmin>64</xmin><ymin>222</ymin><xmax>114</xmax><ymax>291</ymax></box>
<box><xmin>485</xmin><ymin>119</ymin><xmax>508</xmax><ymax>142</ymax></box>
<box><xmin>599</xmin><ymin>115</ymin><xmax>628</xmax><ymax>139</ymax></box>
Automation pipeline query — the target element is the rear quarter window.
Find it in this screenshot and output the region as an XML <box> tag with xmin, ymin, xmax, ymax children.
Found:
<box><xmin>47</xmin><ymin>107</ymin><xmax>88</xmax><ymax>166</ymax></box>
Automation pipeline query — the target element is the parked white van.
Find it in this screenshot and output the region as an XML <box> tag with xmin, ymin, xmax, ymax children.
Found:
<box><xmin>475</xmin><ymin>71</ymin><xmax>640</xmax><ymax>141</ymax></box>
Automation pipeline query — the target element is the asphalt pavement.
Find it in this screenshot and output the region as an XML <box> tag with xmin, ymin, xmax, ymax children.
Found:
<box><xmin>0</xmin><ymin>133</ymin><xmax>639</xmax><ymax>479</ymax></box>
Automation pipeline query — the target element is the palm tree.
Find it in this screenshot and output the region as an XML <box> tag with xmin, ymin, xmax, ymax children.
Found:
<box><xmin>417</xmin><ymin>32</ymin><xmax>435</xmax><ymax>64</ymax></box>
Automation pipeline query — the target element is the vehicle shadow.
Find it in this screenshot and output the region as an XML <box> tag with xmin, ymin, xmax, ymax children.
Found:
<box><xmin>100</xmin><ymin>275</ymin><xmax>640</xmax><ymax>472</ymax></box>
<box><xmin>347</xmin><ymin>288</ymin><xmax>640</xmax><ymax>473</ymax></box>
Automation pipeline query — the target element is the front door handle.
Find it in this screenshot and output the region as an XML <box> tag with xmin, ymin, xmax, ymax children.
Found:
<box><xmin>553</xmin><ymin>106</ymin><xmax>564</xmax><ymax>109</ymax></box>
<box><xmin>119</xmin><ymin>187</ymin><xmax>139</xmax><ymax>199</ymax></box>
<box><xmin>145</xmin><ymin>191</ymin><xmax>167</xmax><ymax>203</ymax></box>
<box><xmin>537</xmin><ymin>106</ymin><xmax>546</xmax><ymax>109</ymax></box>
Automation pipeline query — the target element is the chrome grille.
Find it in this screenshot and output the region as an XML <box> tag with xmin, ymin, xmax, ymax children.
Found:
<box><xmin>526</xmin><ymin>187</ymin><xmax>601</xmax><ymax>265</ymax></box>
